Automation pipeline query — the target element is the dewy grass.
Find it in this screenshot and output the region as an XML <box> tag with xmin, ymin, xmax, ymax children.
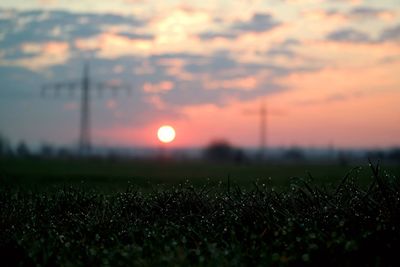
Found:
<box><xmin>1</xmin><ymin>162</ymin><xmax>399</xmax><ymax>266</ymax></box>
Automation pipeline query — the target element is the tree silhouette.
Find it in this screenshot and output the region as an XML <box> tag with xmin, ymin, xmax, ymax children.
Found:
<box><xmin>16</xmin><ymin>141</ymin><xmax>30</xmax><ymax>157</ymax></box>
<box><xmin>203</xmin><ymin>140</ymin><xmax>245</xmax><ymax>163</ymax></box>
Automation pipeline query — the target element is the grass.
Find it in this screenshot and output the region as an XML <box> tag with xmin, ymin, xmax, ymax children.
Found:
<box><xmin>1</xmin><ymin>160</ymin><xmax>400</xmax><ymax>266</ymax></box>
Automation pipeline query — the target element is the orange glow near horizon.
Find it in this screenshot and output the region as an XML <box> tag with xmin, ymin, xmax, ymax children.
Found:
<box><xmin>95</xmin><ymin>85</ymin><xmax>400</xmax><ymax>149</ymax></box>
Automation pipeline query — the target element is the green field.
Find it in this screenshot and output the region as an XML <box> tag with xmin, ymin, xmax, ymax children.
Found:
<box><xmin>2</xmin><ymin>157</ymin><xmax>399</xmax><ymax>191</ymax></box>
<box><xmin>1</xmin><ymin>157</ymin><xmax>400</xmax><ymax>266</ymax></box>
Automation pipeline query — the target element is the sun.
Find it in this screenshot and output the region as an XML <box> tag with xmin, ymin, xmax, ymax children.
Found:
<box><xmin>157</xmin><ymin>125</ymin><xmax>176</xmax><ymax>143</ymax></box>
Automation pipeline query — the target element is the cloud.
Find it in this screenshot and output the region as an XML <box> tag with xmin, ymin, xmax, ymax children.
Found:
<box><xmin>266</xmin><ymin>40</ymin><xmax>297</xmax><ymax>58</ymax></box>
<box><xmin>143</xmin><ymin>81</ymin><xmax>174</xmax><ymax>93</ymax></box>
<box><xmin>276</xmin><ymin>60</ymin><xmax>400</xmax><ymax>111</ymax></box>
<box><xmin>302</xmin><ymin>9</ymin><xmax>346</xmax><ymax>23</ymax></box>
<box><xmin>281</xmin><ymin>39</ymin><xmax>301</xmax><ymax>46</ymax></box>
<box><xmin>380</xmin><ymin>24</ymin><xmax>400</xmax><ymax>42</ymax></box>
<box><xmin>295</xmin><ymin>93</ymin><xmax>348</xmax><ymax>107</ymax></box>
<box><xmin>198</xmin><ymin>32</ymin><xmax>238</xmax><ymax>41</ymax></box>
<box><xmin>196</xmin><ymin>12</ymin><xmax>281</xmax><ymax>41</ymax></box>
<box><xmin>184</xmin><ymin>52</ymin><xmax>237</xmax><ymax>74</ymax></box>
<box><xmin>0</xmin><ymin>9</ymin><xmax>147</xmax><ymax>61</ymax></box>
<box><xmin>301</xmin><ymin>7</ymin><xmax>396</xmax><ymax>26</ymax></box>
<box><xmin>348</xmin><ymin>7</ymin><xmax>396</xmax><ymax>21</ymax></box>
<box><xmin>1</xmin><ymin>10</ymin><xmax>141</xmax><ymax>43</ymax></box>
<box><xmin>1</xmin><ymin>3</ymin><xmax>399</xmax><ymax>147</ymax></box>
<box><xmin>326</xmin><ymin>24</ymin><xmax>400</xmax><ymax>44</ymax></box>
<box><xmin>145</xmin><ymin>95</ymin><xmax>166</xmax><ymax>110</ymax></box>
<box><xmin>267</xmin><ymin>48</ymin><xmax>296</xmax><ymax>58</ymax></box>
<box><xmin>1</xmin><ymin>41</ymin><xmax>71</xmax><ymax>70</ymax></box>
<box><xmin>123</xmin><ymin>0</ymin><xmax>147</xmax><ymax>3</ymax></box>
<box><xmin>118</xmin><ymin>32</ymin><xmax>154</xmax><ymax>40</ymax></box>
<box><xmin>204</xmin><ymin>76</ymin><xmax>258</xmax><ymax>91</ymax></box>
<box><xmin>83</xmin><ymin>52</ymin><xmax>290</xmax><ymax>109</ymax></box>
<box><xmin>150</xmin><ymin>7</ymin><xmax>212</xmax><ymax>44</ymax></box>
<box><xmin>326</xmin><ymin>28</ymin><xmax>372</xmax><ymax>43</ymax></box>
<box><xmin>231</xmin><ymin>13</ymin><xmax>280</xmax><ymax>33</ymax></box>
<box><xmin>74</xmin><ymin>32</ymin><xmax>153</xmax><ymax>58</ymax></box>
<box><xmin>22</xmin><ymin>51</ymin><xmax>290</xmax><ymax>116</ymax></box>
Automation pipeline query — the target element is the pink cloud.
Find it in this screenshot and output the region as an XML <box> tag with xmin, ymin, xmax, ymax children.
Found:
<box><xmin>143</xmin><ymin>81</ymin><xmax>174</xmax><ymax>93</ymax></box>
<box><xmin>302</xmin><ymin>9</ymin><xmax>347</xmax><ymax>23</ymax></box>
<box><xmin>15</xmin><ymin>41</ymin><xmax>70</xmax><ymax>69</ymax></box>
<box><xmin>75</xmin><ymin>32</ymin><xmax>153</xmax><ymax>58</ymax></box>
<box><xmin>20</xmin><ymin>41</ymin><xmax>69</xmax><ymax>55</ymax></box>
<box><xmin>205</xmin><ymin>76</ymin><xmax>258</xmax><ymax>91</ymax></box>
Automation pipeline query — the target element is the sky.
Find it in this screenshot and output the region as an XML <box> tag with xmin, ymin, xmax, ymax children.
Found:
<box><xmin>0</xmin><ymin>0</ymin><xmax>399</xmax><ymax>149</ymax></box>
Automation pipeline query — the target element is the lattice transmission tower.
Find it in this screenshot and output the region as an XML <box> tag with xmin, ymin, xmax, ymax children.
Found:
<box><xmin>42</xmin><ymin>62</ymin><xmax>129</xmax><ymax>155</ymax></box>
<box><xmin>244</xmin><ymin>102</ymin><xmax>267</xmax><ymax>159</ymax></box>
<box><xmin>244</xmin><ymin>101</ymin><xmax>286</xmax><ymax>160</ymax></box>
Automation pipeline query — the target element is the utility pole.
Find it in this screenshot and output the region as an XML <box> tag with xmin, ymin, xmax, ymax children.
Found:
<box><xmin>42</xmin><ymin>62</ymin><xmax>128</xmax><ymax>155</ymax></box>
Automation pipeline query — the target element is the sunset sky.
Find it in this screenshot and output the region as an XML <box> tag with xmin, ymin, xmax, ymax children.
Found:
<box><xmin>0</xmin><ymin>0</ymin><xmax>399</xmax><ymax>149</ymax></box>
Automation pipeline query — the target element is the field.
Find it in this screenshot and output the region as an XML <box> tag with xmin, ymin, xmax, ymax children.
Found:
<box><xmin>1</xmin><ymin>157</ymin><xmax>400</xmax><ymax>266</ymax></box>
<box><xmin>2</xmin><ymin>157</ymin><xmax>400</xmax><ymax>191</ymax></box>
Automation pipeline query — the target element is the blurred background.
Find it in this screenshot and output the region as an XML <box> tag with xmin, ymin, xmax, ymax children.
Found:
<box><xmin>0</xmin><ymin>1</ymin><xmax>399</xmax><ymax>189</ymax></box>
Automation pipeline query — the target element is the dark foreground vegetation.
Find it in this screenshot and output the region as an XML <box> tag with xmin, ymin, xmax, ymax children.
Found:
<box><xmin>1</xmin><ymin>162</ymin><xmax>400</xmax><ymax>266</ymax></box>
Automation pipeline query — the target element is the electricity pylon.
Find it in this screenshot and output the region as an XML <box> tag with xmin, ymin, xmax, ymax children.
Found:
<box><xmin>260</xmin><ymin>102</ymin><xmax>266</xmax><ymax>159</ymax></box>
<box><xmin>42</xmin><ymin>62</ymin><xmax>129</xmax><ymax>155</ymax></box>
<box><xmin>244</xmin><ymin>102</ymin><xmax>267</xmax><ymax>159</ymax></box>
<box><xmin>244</xmin><ymin>102</ymin><xmax>286</xmax><ymax>160</ymax></box>
<box><xmin>80</xmin><ymin>63</ymin><xmax>90</xmax><ymax>153</ymax></box>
